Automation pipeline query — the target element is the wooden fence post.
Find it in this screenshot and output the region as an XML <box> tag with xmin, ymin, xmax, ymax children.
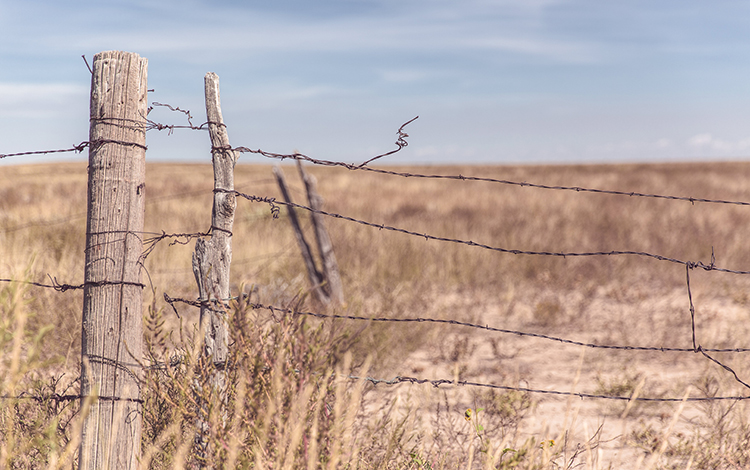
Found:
<box><xmin>274</xmin><ymin>164</ymin><xmax>344</xmax><ymax>305</ymax></box>
<box><xmin>80</xmin><ymin>51</ymin><xmax>148</xmax><ymax>470</ymax></box>
<box><xmin>192</xmin><ymin>72</ymin><xmax>238</xmax><ymax>464</ymax></box>
<box><xmin>273</xmin><ymin>166</ymin><xmax>329</xmax><ymax>304</ymax></box>
<box><xmin>297</xmin><ymin>161</ymin><xmax>344</xmax><ymax>305</ymax></box>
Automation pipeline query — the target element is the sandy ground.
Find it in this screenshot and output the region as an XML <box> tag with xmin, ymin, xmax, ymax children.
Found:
<box><xmin>368</xmin><ymin>286</ymin><xmax>750</xmax><ymax>468</ymax></box>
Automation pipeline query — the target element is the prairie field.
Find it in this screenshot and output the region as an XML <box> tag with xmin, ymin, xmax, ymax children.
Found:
<box><xmin>1</xmin><ymin>160</ymin><xmax>750</xmax><ymax>468</ymax></box>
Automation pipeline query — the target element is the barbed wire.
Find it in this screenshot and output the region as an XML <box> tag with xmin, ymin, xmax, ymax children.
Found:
<box><xmin>353</xmin><ymin>375</ymin><xmax>750</xmax><ymax>402</ymax></box>
<box><xmin>226</xmin><ymin>189</ymin><xmax>750</xmax><ymax>275</ymax></box>
<box><xmin>141</xmin><ymin>229</ymin><xmax>210</xmax><ymax>260</ymax></box>
<box><xmin>357</xmin><ymin>116</ymin><xmax>418</xmax><ymax>167</ymax></box>
<box><xmin>161</xmin><ymin>294</ymin><xmax>750</xmax><ymax>392</ymax></box>
<box><xmin>0</xmin><ymin>275</ymin><xmax>84</xmax><ymax>292</ymax></box>
<box><xmin>0</xmin><ymin>276</ymin><xmax>145</xmax><ymax>291</ymax></box>
<box><xmin>0</xmin><ymin>287</ymin><xmax>746</xmax><ymax>405</ymax></box>
<box><xmin>0</xmin><ymin>393</ymin><xmax>142</xmax><ymax>404</ymax></box>
<box><xmin>231</xmin><ymin>147</ymin><xmax>750</xmax><ymax>208</ymax></box>
<box><xmin>0</xmin><ymin>136</ymin><xmax>147</xmax><ymax>161</ymax></box>
<box><xmin>161</xmin><ymin>295</ymin><xmax>750</xmax><ymax>354</ymax></box>
<box><xmin>145</xmin><ymin>102</ymin><xmax>212</xmax><ymax>134</ymax></box>
<box><xmin>0</xmin><ymin>142</ymin><xmax>89</xmax><ymax>160</ymax></box>
<box><xmin>2</xmin><ymin>375</ymin><xmax>746</xmax><ymax>404</ymax></box>
<box><xmin>0</xmin><ymin>104</ymin><xmax>206</xmax><ymax>161</ymax></box>
<box><xmin>7</xmin><ymin>109</ymin><xmax>750</xmax><ymax>214</ymax></box>
<box><xmin>2</xmin><ymin>278</ymin><xmax>738</xmax><ymax>358</ymax></box>
<box><xmin>4</xmin><ymin>109</ymin><xmax>750</xmax><ymax>407</ymax></box>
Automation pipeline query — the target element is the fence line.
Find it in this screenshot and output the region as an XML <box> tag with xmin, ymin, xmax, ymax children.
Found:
<box><xmin>7</xmin><ymin>109</ymin><xmax>750</xmax><ymax>208</ymax></box>
<box><xmin>163</xmin><ymin>294</ymin><xmax>750</xmax><ymax>393</ymax></box>
<box><xmin>4</xmin><ymin>106</ymin><xmax>750</xmax><ymax>423</ymax></box>
<box><xmin>1</xmin><ymin>368</ymin><xmax>747</xmax><ymax>404</ymax></box>
<box><xmin>1</xmin><ymin>275</ymin><xmax>746</xmax><ymax>357</ymax></box>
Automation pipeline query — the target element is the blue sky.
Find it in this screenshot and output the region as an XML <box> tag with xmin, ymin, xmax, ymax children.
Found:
<box><xmin>2</xmin><ymin>0</ymin><xmax>750</xmax><ymax>165</ymax></box>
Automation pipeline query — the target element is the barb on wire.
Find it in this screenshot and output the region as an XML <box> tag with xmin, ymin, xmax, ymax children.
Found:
<box><xmin>351</xmin><ymin>375</ymin><xmax>749</xmax><ymax>402</ymax></box>
<box><xmin>0</xmin><ymin>393</ymin><xmax>143</xmax><ymax>404</ymax></box>
<box><xmin>233</xmin><ymin>147</ymin><xmax>750</xmax><ymax>208</ymax></box>
<box><xmin>0</xmin><ymin>275</ymin><xmax>83</xmax><ymax>292</ymax></box>
<box><xmin>141</xmin><ymin>229</ymin><xmax>210</xmax><ymax>261</ymax></box>
<box><xmin>225</xmin><ymin>189</ymin><xmax>750</xmax><ymax>276</ymax></box>
<box><xmin>146</xmin><ymin>102</ymin><xmax>211</xmax><ymax>134</ymax></box>
<box><xmin>215</xmin><ymin>190</ymin><xmax>280</xmax><ymax>219</ymax></box>
<box><xmin>358</xmin><ymin>116</ymin><xmax>418</xmax><ymax>167</ymax></box>
<box><xmin>0</xmin><ymin>142</ymin><xmax>89</xmax><ymax>160</ymax></box>
<box><xmin>0</xmin><ymin>276</ymin><xmax>144</xmax><ymax>291</ymax></box>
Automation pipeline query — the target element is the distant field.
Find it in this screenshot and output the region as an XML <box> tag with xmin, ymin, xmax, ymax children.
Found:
<box><xmin>1</xmin><ymin>160</ymin><xmax>749</xmax><ymax>468</ymax></box>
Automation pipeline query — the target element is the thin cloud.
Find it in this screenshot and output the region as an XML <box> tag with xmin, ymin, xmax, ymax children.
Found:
<box><xmin>688</xmin><ymin>133</ymin><xmax>750</xmax><ymax>154</ymax></box>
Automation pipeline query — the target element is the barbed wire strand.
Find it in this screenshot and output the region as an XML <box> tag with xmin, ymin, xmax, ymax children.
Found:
<box><xmin>357</xmin><ymin>116</ymin><xmax>418</xmax><ymax>167</ymax></box>
<box><xmin>232</xmin><ymin>147</ymin><xmax>750</xmax><ymax>208</ymax></box>
<box><xmin>226</xmin><ymin>189</ymin><xmax>750</xmax><ymax>275</ymax></box>
<box><xmin>7</xmin><ymin>113</ymin><xmax>750</xmax><ymax>211</ymax></box>
<box><xmin>0</xmin><ymin>142</ymin><xmax>89</xmax><ymax>160</ymax></box>
<box><xmin>2</xmin><ymin>376</ymin><xmax>746</xmax><ymax>403</ymax></box>
<box><xmin>162</xmin><ymin>294</ymin><xmax>750</xmax><ymax>391</ymax></box>
<box><xmin>352</xmin><ymin>375</ymin><xmax>749</xmax><ymax>402</ymax></box>
<box><xmin>160</xmin><ymin>295</ymin><xmax>750</xmax><ymax>354</ymax></box>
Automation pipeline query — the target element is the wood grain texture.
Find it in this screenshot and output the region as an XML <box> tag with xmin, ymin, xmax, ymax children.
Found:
<box><xmin>80</xmin><ymin>50</ymin><xmax>147</xmax><ymax>470</ymax></box>
<box><xmin>191</xmin><ymin>73</ymin><xmax>237</xmax><ymax>466</ymax></box>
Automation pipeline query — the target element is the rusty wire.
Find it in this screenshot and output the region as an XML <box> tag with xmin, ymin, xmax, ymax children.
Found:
<box><xmin>353</xmin><ymin>375</ymin><xmax>749</xmax><ymax>401</ymax></box>
<box><xmin>226</xmin><ymin>189</ymin><xmax>750</xmax><ymax>275</ymax></box>
<box><xmin>167</xmin><ymin>294</ymin><xmax>750</xmax><ymax>402</ymax></box>
<box><xmin>232</xmin><ymin>147</ymin><xmax>750</xmax><ymax>208</ymax></box>
<box><xmin>159</xmin><ymin>295</ymin><xmax>750</xmax><ymax>392</ymax></box>
<box><xmin>0</xmin><ymin>142</ymin><xmax>90</xmax><ymax>159</ymax></box>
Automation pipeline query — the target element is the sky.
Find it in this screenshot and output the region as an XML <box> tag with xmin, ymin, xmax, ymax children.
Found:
<box><xmin>2</xmin><ymin>0</ymin><xmax>750</xmax><ymax>165</ymax></box>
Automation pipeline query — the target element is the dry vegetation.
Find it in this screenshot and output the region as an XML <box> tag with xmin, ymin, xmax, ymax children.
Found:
<box><xmin>1</xmin><ymin>160</ymin><xmax>750</xmax><ymax>468</ymax></box>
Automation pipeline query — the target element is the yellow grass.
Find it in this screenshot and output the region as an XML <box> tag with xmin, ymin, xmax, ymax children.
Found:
<box><xmin>1</xmin><ymin>160</ymin><xmax>749</xmax><ymax>468</ymax></box>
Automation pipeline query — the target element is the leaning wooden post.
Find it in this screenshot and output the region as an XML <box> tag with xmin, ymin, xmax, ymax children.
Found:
<box><xmin>192</xmin><ymin>72</ymin><xmax>238</xmax><ymax>463</ymax></box>
<box><xmin>297</xmin><ymin>161</ymin><xmax>344</xmax><ymax>305</ymax></box>
<box><xmin>80</xmin><ymin>51</ymin><xmax>148</xmax><ymax>470</ymax></box>
<box><xmin>273</xmin><ymin>166</ymin><xmax>330</xmax><ymax>304</ymax></box>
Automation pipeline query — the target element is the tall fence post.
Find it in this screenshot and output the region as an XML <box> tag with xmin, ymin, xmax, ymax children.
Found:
<box><xmin>192</xmin><ymin>72</ymin><xmax>238</xmax><ymax>464</ymax></box>
<box><xmin>80</xmin><ymin>51</ymin><xmax>148</xmax><ymax>470</ymax></box>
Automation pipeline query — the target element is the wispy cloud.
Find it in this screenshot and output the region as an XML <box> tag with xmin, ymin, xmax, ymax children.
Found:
<box><xmin>0</xmin><ymin>83</ymin><xmax>87</xmax><ymax>118</ymax></box>
<box><xmin>687</xmin><ymin>133</ymin><xmax>750</xmax><ymax>154</ymax></box>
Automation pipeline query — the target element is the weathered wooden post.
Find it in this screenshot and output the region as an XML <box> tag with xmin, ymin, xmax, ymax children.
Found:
<box><xmin>192</xmin><ymin>72</ymin><xmax>238</xmax><ymax>464</ymax></box>
<box><xmin>80</xmin><ymin>51</ymin><xmax>148</xmax><ymax>470</ymax></box>
<box><xmin>273</xmin><ymin>166</ymin><xmax>329</xmax><ymax>304</ymax></box>
<box><xmin>297</xmin><ymin>161</ymin><xmax>344</xmax><ymax>305</ymax></box>
<box><xmin>274</xmin><ymin>163</ymin><xmax>344</xmax><ymax>305</ymax></box>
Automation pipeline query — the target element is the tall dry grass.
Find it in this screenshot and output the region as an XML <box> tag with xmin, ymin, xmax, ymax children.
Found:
<box><xmin>1</xmin><ymin>160</ymin><xmax>750</xmax><ymax>468</ymax></box>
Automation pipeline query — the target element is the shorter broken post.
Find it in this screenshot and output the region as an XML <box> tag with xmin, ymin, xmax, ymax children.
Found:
<box><xmin>274</xmin><ymin>164</ymin><xmax>344</xmax><ymax>306</ymax></box>
<box><xmin>274</xmin><ymin>166</ymin><xmax>330</xmax><ymax>304</ymax></box>
<box><xmin>297</xmin><ymin>161</ymin><xmax>344</xmax><ymax>305</ymax></box>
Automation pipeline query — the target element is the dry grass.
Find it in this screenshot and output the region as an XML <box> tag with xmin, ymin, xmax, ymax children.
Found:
<box><xmin>1</xmin><ymin>160</ymin><xmax>750</xmax><ymax>468</ymax></box>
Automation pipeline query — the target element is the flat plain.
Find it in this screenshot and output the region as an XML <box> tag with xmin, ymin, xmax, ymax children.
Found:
<box><xmin>1</xmin><ymin>160</ymin><xmax>749</xmax><ymax>468</ymax></box>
